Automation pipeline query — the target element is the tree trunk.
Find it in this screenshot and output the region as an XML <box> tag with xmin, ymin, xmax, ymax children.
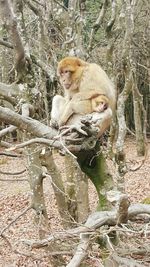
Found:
<box><xmin>27</xmin><ymin>147</ymin><xmax>48</xmax><ymax>224</ymax></box>
<box><xmin>65</xmin><ymin>155</ymin><xmax>89</xmax><ymax>222</ymax></box>
<box><xmin>40</xmin><ymin>148</ymin><xmax>71</xmax><ymax>228</ymax></box>
<box><xmin>132</xmin><ymin>79</ymin><xmax>146</xmax><ymax>156</ymax></box>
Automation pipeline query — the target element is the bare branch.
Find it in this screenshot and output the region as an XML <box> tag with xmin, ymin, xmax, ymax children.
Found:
<box><xmin>7</xmin><ymin>137</ymin><xmax>61</xmax><ymax>150</ymax></box>
<box><xmin>24</xmin><ymin>0</ymin><xmax>41</xmax><ymax>16</ymax></box>
<box><xmin>0</xmin><ymin>106</ymin><xmax>57</xmax><ymax>139</ymax></box>
<box><xmin>106</xmin><ymin>0</ymin><xmax>117</xmax><ymax>33</ymax></box>
<box><xmin>0</xmin><ymin>82</ymin><xmax>22</xmax><ymax>105</ymax></box>
<box><xmin>88</xmin><ymin>0</ymin><xmax>108</xmax><ymax>50</ymax></box>
<box><xmin>0</xmin><ymin>0</ymin><xmax>26</xmax><ymax>76</ymax></box>
<box><xmin>31</xmin><ymin>54</ymin><xmax>55</xmax><ymax>81</ymax></box>
<box><xmin>0</xmin><ymin>38</ymin><xmax>13</xmax><ymax>48</ymax></box>
<box><xmin>31</xmin><ymin>0</ymin><xmax>45</xmax><ymax>7</ymax></box>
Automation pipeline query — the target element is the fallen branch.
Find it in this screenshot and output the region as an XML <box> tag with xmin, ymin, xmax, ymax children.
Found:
<box><xmin>21</xmin><ymin>203</ymin><xmax>150</xmax><ymax>248</ymax></box>
<box><xmin>105</xmin><ymin>252</ymin><xmax>146</xmax><ymax>267</ymax></box>
<box><xmin>66</xmin><ymin>233</ymin><xmax>90</xmax><ymax>267</ymax></box>
<box><xmin>118</xmin><ymin>245</ymin><xmax>150</xmax><ymax>257</ymax></box>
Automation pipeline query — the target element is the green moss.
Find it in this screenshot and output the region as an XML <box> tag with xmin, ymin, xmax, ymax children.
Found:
<box><xmin>142</xmin><ymin>197</ymin><xmax>150</xmax><ymax>204</ymax></box>
<box><xmin>77</xmin><ymin>141</ymin><xmax>114</xmax><ymax>210</ymax></box>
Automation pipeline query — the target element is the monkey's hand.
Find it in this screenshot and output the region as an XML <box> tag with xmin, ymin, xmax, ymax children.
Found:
<box><xmin>59</xmin><ymin>122</ymin><xmax>88</xmax><ymax>137</ymax></box>
<box><xmin>50</xmin><ymin>118</ymin><xmax>59</xmax><ymax>129</ymax></box>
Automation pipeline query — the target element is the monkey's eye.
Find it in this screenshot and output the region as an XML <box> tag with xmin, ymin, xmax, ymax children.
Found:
<box><xmin>64</xmin><ymin>70</ymin><xmax>71</xmax><ymax>74</ymax></box>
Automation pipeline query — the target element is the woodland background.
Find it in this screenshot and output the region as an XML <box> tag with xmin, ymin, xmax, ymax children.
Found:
<box><xmin>0</xmin><ymin>0</ymin><xmax>150</xmax><ymax>267</ymax></box>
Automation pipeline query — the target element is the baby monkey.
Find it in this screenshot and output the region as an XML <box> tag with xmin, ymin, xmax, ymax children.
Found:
<box><xmin>58</xmin><ymin>90</ymin><xmax>109</xmax><ymax>126</ymax></box>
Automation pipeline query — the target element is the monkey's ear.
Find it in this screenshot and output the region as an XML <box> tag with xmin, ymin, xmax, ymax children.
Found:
<box><xmin>76</xmin><ymin>58</ymin><xmax>87</xmax><ymax>67</ymax></box>
<box><xmin>76</xmin><ymin>59</ymin><xmax>82</xmax><ymax>66</ymax></box>
<box><xmin>57</xmin><ymin>68</ymin><xmax>60</xmax><ymax>76</ymax></box>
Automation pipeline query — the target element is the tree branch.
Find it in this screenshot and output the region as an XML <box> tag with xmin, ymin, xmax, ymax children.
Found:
<box><xmin>0</xmin><ymin>106</ymin><xmax>57</xmax><ymax>139</ymax></box>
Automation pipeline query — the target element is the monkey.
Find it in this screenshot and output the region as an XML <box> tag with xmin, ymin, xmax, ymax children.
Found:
<box><xmin>51</xmin><ymin>57</ymin><xmax>116</xmax><ymax>135</ymax></box>
<box><xmin>58</xmin><ymin>90</ymin><xmax>109</xmax><ymax>126</ymax></box>
<box><xmin>57</xmin><ymin>56</ymin><xmax>115</xmax><ymax>110</ymax></box>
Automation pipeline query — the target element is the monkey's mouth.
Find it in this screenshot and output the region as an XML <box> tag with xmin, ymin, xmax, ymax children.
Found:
<box><xmin>65</xmin><ymin>84</ymin><xmax>71</xmax><ymax>89</ymax></box>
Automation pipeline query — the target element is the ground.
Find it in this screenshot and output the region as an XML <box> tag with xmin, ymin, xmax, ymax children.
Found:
<box><xmin>0</xmin><ymin>137</ymin><xmax>150</xmax><ymax>266</ymax></box>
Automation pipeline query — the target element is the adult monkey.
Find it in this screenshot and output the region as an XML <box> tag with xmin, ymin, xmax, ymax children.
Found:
<box><xmin>51</xmin><ymin>57</ymin><xmax>116</xmax><ymax>136</ymax></box>
<box><xmin>51</xmin><ymin>57</ymin><xmax>116</xmax><ymax>211</ymax></box>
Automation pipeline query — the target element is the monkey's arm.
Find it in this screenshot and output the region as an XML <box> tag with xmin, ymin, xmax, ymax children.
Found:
<box><xmin>73</xmin><ymin>90</ymin><xmax>102</xmax><ymax>101</ymax></box>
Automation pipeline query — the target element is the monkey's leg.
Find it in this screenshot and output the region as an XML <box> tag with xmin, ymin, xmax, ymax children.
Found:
<box><xmin>58</xmin><ymin>102</ymin><xmax>74</xmax><ymax>126</ymax></box>
<box><xmin>59</xmin><ymin>99</ymin><xmax>91</xmax><ymax>127</ymax></box>
<box><xmin>51</xmin><ymin>95</ymin><xmax>66</xmax><ymax>128</ymax></box>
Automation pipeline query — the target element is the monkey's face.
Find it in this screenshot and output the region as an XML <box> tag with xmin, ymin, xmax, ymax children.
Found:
<box><xmin>94</xmin><ymin>95</ymin><xmax>109</xmax><ymax>112</ymax></box>
<box><xmin>57</xmin><ymin>57</ymin><xmax>85</xmax><ymax>91</ymax></box>
<box><xmin>59</xmin><ymin>69</ymin><xmax>76</xmax><ymax>90</ymax></box>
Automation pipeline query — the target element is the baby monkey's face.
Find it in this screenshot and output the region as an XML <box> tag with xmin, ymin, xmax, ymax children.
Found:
<box><xmin>93</xmin><ymin>95</ymin><xmax>109</xmax><ymax>112</ymax></box>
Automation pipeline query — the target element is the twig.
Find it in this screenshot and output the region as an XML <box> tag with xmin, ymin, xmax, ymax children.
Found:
<box><xmin>6</xmin><ymin>137</ymin><xmax>61</xmax><ymax>151</ymax></box>
<box><xmin>0</xmin><ymin>169</ymin><xmax>26</xmax><ymax>175</ymax></box>
<box><xmin>0</xmin><ymin>152</ymin><xmax>21</xmax><ymax>157</ymax></box>
<box><xmin>46</xmin><ymin>174</ymin><xmax>76</xmax><ymax>203</ymax></box>
<box><xmin>31</xmin><ymin>0</ymin><xmax>45</xmax><ymax>7</ymax></box>
<box><xmin>118</xmin><ymin>246</ymin><xmax>150</xmax><ymax>257</ymax></box>
<box><xmin>53</xmin><ymin>0</ymin><xmax>68</xmax><ymax>11</ymax></box>
<box><xmin>59</xmin><ymin>135</ymin><xmax>77</xmax><ymax>159</ymax></box>
<box><xmin>0</xmin><ymin>178</ymin><xmax>28</xmax><ymax>182</ymax></box>
<box><xmin>128</xmin><ymin>143</ymin><xmax>148</xmax><ymax>172</ymax></box>
<box><xmin>104</xmin><ymin>234</ymin><xmax>115</xmax><ymax>251</ymax></box>
<box><xmin>0</xmin><ymin>205</ymin><xmax>32</xmax><ymax>236</ymax></box>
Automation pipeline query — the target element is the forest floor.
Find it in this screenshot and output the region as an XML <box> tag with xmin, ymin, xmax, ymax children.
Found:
<box><xmin>0</xmin><ymin>137</ymin><xmax>150</xmax><ymax>267</ymax></box>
